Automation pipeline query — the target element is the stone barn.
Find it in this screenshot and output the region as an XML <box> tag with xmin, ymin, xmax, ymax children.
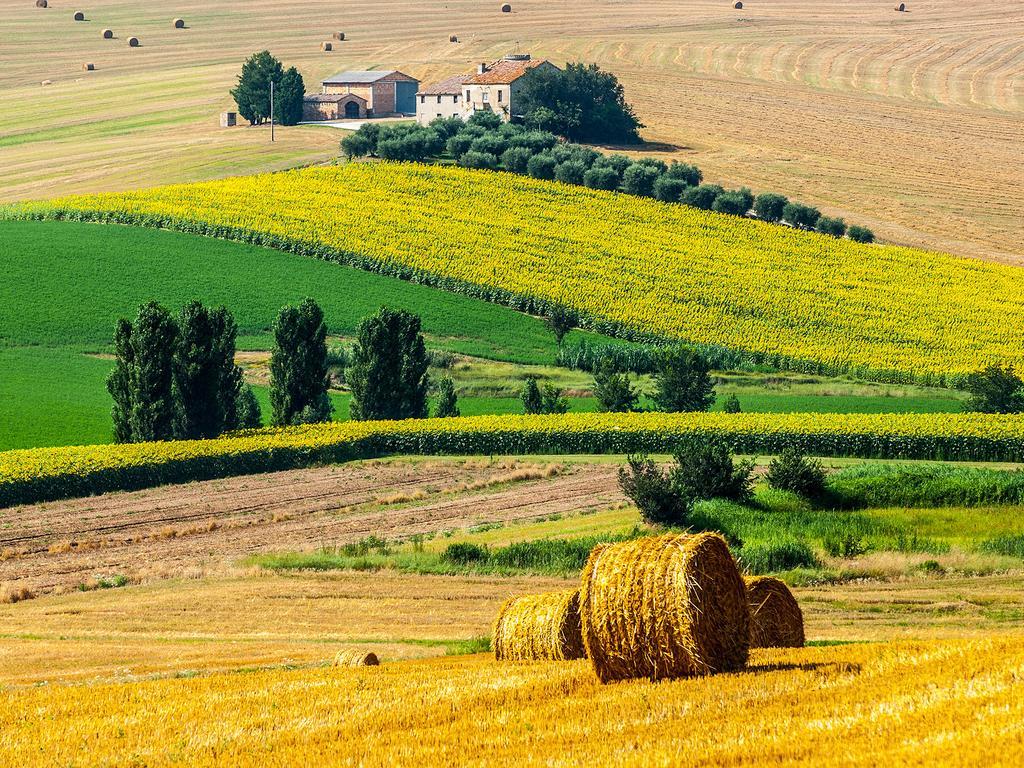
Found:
<box><xmin>302</xmin><ymin>93</ymin><xmax>367</xmax><ymax>121</ymax></box>
<box><xmin>316</xmin><ymin>70</ymin><xmax>419</xmax><ymax>117</ymax></box>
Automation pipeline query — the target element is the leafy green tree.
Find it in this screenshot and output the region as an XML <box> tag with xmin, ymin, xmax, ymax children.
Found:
<box><xmin>653</xmin><ymin>176</ymin><xmax>688</xmax><ymax>202</ymax></box>
<box><xmin>782</xmin><ymin>202</ymin><xmax>821</xmax><ymax>230</ymax></box>
<box><xmin>583</xmin><ymin>165</ymin><xmax>620</xmax><ymax>190</ymax></box>
<box><xmin>671</xmin><ymin>436</ymin><xmax>755</xmax><ymax>504</ymax></box>
<box><xmin>754</xmin><ymin>193</ymin><xmax>788</xmax><ymax>223</ymax></box>
<box><xmin>467</xmin><ymin>110</ymin><xmax>502</xmax><ymax>131</ymax></box>
<box><xmin>269</xmin><ymin>298</ymin><xmax>332</xmax><ymax>426</ymax></box>
<box><xmin>500</xmin><ymin>146</ymin><xmax>535</xmax><ymax>174</ymax></box>
<box><xmin>230</xmin><ymin>50</ymin><xmax>284</xmax><ymax>125</ymax></box>
<box><xmin>341</xmin><ymin>123</ymin><xmax>382</xmax><ymax>158</ymax></box>
<box><xmin>964</xmin><ymin>364</ymin><xmax>1024</xmax><ymax>414</ymax></box>
<box><xmin>526</xmin><ymin>153</ymin><xmax>557</xmax><ymax>180</ymax></box>
<box><xmin>541</xmin><ymin>383</ymin><xmax>570</xmax><ymax>414</ymax></box>
<box><xmin>681</xmin><ymin>184</ymin><xmax>724</xmax><ymax>210</ymax></box>
<box><xmin>665</xmin><ymin>162</ymin><xmax>702</xmax><ymax>186</ymax></box>
<box><xmin>457</xmin><ymin>150</ymin><xmax>498</xmax><ymax>169</ymax></box>
<box><xmin>274</xmin><ymin>66</ymin><xmax>305</xmax><ymax>126</ymax></box>
<box><xmin>618</xmin><ymin>455</ymin><xmax>692</xmax><ymax>527</ymax></box>
<box><xmin>235</xmin><ymin>385</ymin><xmax>263</xmax><ymax>429</ymax></box>
<box><xmin>622</xmin><ymin>163</ymin><xmax>662</xmax><ymax>197</ymax></box>
<box><xmin>766</xmin><ymin>449</ymin><xmax>827</xmax><ymax>499</ymax></box>
<box><xmin>348</xmin><ymin>307</ymin><xmax>430</xmax><ymax>421</ymax></box>
<box><xmin>516</xmin><ymin>63</ymin><xmax>643</xmax><ymax>144</ymax></box>
<box><xmin>173</xmin><ymin>301</ymin><xmax>243</xmax><ymax>440</ymax></box>
<box><xmin>545</xmin><ymin>305</ymin><xmax>577</xmax><ymax>345</ymax></box>
<box><xmin>722</xmin><ymin>393</ymin><xmax>742</xmax><ymax>413</ymax></box>
<box><xmin>555</xmin><ymin>160</ymin><xmax>588</xmax><ymax>185</ymax></box>
<box><xmin>815</xmin><ymin>216</ymin><xmax>847</xmax><ymax>238</ymax></box>
<box><xmin>652</xmin><ymin>347</ymin><xmax>715</xmax><ymax>413</ymax></box>
<box><xmin>847</xmin><ymin>225</ymin><xmax>875</xmax><ymax>244</ymax></box>
<box><xmin>521</xmin><ymin>377</ymin><xmax>544</xmax><ymax>414</ymax></box>
<box><xmin>434</xmin><ymin>377</ymin><xmax>460</xmax><ymax>418</ymax></box>
<box><xmin>108</xmin><ymin>302</ymin><xmax>180</xmax><ymax>443</ymax></box>
<box><xmin>712</xmin><ymin>188</ymin><xmax>754</xmax><ymax>216</ymax></box>
<box><xmin>593</xmin><ymin>364</ymin><xmax>638</xmax><ymax>412</ymax></box>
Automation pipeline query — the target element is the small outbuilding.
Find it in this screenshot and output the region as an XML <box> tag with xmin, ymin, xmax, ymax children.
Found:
<box><xmin>318</xmin><ymin>70</ymin><xmax>419</xmax><ymax>116</ymax></box>
<box><xmin>302</xmin><ymin>92</ymin><xmax>368</xmax><ymax>121</ymax></box>
<box><xmin>220</xmin><ymin>111</ymin><xmax>237</xmax><ymax>127</ymax></box>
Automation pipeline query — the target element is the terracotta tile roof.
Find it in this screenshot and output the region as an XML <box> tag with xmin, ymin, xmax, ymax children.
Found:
<box><xmin>465</xmin><ymin>58</ymin><xmax>549</xmax><ymax>85</ymax></box>
<box><xmin>418</xmin><ymin>74</ymin><xmax>471</xmax><ymax>96</ymax></box>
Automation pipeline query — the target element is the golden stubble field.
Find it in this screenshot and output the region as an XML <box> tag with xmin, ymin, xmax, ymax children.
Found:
<box><xmin>2</xmin><ymin>0</ymin><xmax>1022</xmax><ymax>261</ymax></box>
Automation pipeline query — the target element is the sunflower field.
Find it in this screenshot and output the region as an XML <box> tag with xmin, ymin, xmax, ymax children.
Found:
<box><xmin>8</xmin><ymin>164</ymin><xmax>1024</xmax><ymax>384</ymax></box>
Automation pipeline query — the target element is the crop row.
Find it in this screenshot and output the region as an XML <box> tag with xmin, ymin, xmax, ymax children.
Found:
<box><xmin>7</xmin><ymin>164</ymin><xmax>1024</xmax><ymax>384</ymax></box>
<box><xmin>4</xmin><ymin>412</ymin><xmax>1024</xmax><ymax>508</ymax></box>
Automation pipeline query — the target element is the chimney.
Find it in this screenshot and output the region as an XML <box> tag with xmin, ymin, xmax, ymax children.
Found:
<box><xmin>477</xmin><ymin>62</ymin><xmax>488</xmax><ymax>75</ymax></box>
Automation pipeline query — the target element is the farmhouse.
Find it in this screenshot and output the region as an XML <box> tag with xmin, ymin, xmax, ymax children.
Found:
<box><xmin>304</xmin><ymin>70</ymin><xmax>419</xmax><ymax>121</ymax></box>
<box><xmin>416</xmin><ymin>54</ymin><xmax>558</xmax><ymax>125</ymax></box>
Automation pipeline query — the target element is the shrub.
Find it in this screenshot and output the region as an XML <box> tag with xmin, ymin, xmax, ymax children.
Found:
<box><xmin>592</xmin><ymin>154</ymin><xmax>633</xmax><ymax>176</ymax></box>
<box><xmin>550</xmin><ymin>144</ymin><xmax>599</xmax><ymax>168</ymax></box>
<box><xmin>712</xmin><ymin>189</ymin><xmax>754</xmax><ymax>217</ymax></box>
<box><xmin>653</xmin><ymin>176</ymin><xmax>689</xmax><ymax>203</ymax></box>
<box><xmin>766</xmin><ymin>448</ymin><xmax>827</xmax><ymax>499</ymax></box>
<box><xmin>235</xmin><ymin>385</ymin><xmax>262</xmax><ymax>429</ymax></box>
<box><xmin>671</xmin><ymin>436</ymin><xmax>755</xmax><ymax>504</ymax></box>
<box><xmin>500</xmin><ymin>146</ymin><xmax>534</xmax><ymax>174</ymax></box>
<box><xmin>754</xmin><ymin>193</ymin><xmax>788</xmax><ymax>223</ymax></box>
<box><xmin>458</xmin><ymin>151</ymin><xmax>498</xmax><ymax>170</ymax></box>
<box><xmin>583</xmin><ymin>166</ymin><xmax>620</xmax><ymax>191</ymax></box>
<box><xmin>446</xmin><ymin>132</ymin><xmax>476</xmax><ymax>158</ymax></box>
<box><xmin>621</xmin><ymin>163</ymin><xmax>662</xmax><ymax>197</ymax></box>
<box><xmin>652</xmin><ymin>347</ymin><xmax>715</xmax><ymax>413</ymax></box>
<box><xmin>847</xmin><ymin>225</ymin><xmax>875</xmax><ymax>244</ymax></box>
<box><xmin>521</xmin><ymin>377</ymin><xmax>544</xmax><ymax>414</ymax></box>
<box><xmin>340</xmin><ymin>128</ymin><xmax>377</xmax><ymax>159</ymax></box>
<box><xmin>434</xmin><ymin>377</ymin><xmax>460</xmax><ymax>418</ymax></box>
<box><xmin>526</xmin><ymin>153</ymin><xmax>557</xmax><ymax>180</ymax></box>
<box><xmin>469</xmin><ymin>134</ymin><xmax>508</xmax><ymax>156</ymax></box>
<box><xmin>593</xmin><ymin>364</ymin><xmax>638</xmax><ymax>413</ymax></box>
<box><xmin>783</xmin><ymin>202</ymin><xmax>821</xmax><ymax>230</ymax></box>
<box><xmin>665</xmin><ymin>161</ymin><xmax>702</xmax><ymax>186</ymax></box>
<box><xmin>822</xmin><ymin>532</ymin><xmax>869</xmax><ymax>559</ymax></box>
<box><xmin>545</xmin><ymin>305</ymin><xmax>577</xmax><ymax>345</ymax></box>
<box><xmin>740</xmin><ymin>538</ymin><xmax>819</xmax><ymax>573</ymax></box>
<box><xmin>681</xmin><ymin>184</ymin><xmax>724</xmax><ymax>210</ymax></box>
<box><xmin>441</xmin><ymin>542</ymin><xmax>489</xmax><ymax>565</ymax></box>
<box><xmin>507</xmin><ymin>130</ymin><xmax>558</xmax><ymax>153</ymax></box>
<box><xmin>554</xmin><ymin>160</ymin><xmax>588</xmax><ymax>186</ymax></box>
<box><xmin>815</xmin><ymin>216</ymin><xmax>847</xmax><ymax>238</ymax></box>
<box><xmin>618</xmin><ymin>455</ymin><xmax>691</xmax><ymax>526</ymax></box>
<box><xmin>964</xmin><ymin>364</ymin><xmax>1024</xmax><ymax>414</ymax></box>
<box><xmin>467</xmin><ymin>110</ymin><xmax>502</xmax><ymax>131</ymax></box>
<box><xmin>722</xmin><ymin>394</ymin><xmax>742</xmax><ymax>414</ymax></box>
<box><xmin>428</xmin><ymin>115</ymin><xmax>465</xmax><ymax>140</ymax></box>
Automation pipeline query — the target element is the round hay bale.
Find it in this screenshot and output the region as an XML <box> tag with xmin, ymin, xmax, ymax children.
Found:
<box><xmin>41</xmin><ymin>79</ymin><xmax>53</xmax><ymax>86</ymax></box>
<box><xmin>734</xmin><ymin>1</ymin><xmax>743</xmax><ymax>8</ymax></box>
<box><xmin>321</xmin><ymin>41</ymin><xmax>333</xmax><ymax>52</ymax></box>
<box><xmin>450</xmin><ymin>34</ymin><xmax>459</xmax><ymax>43</ymax></box>
<box><xmin>501</xmin><ymin>3</ymin><xmax>512</xmax><ymax>12</ymax></box>
<box><xmin>580</xmin><ymin>532</ymin><xmax>749</xmax><ymax>683</ymax></box>
<box><xmin>36</xmin><ymin>0</ymin><xmax>48</xmax><ymax>8</ymax></box>
<box><xmin>745</xmin><ymin>576</ymin><xmax>804</xmax><ymax>649</ymax></box>
<box><xmin>102</xmin><ymin>29</ymin><xmax>113</xmax><ymax>39</ymax></box>
<box><xmin>333</xmin><ymin>649</ymin><xmax>380</xmax><ymax>667</ymax></box>
<box><xmin>333</xmin><ymin>31</ymin><xmax>345</xmax><ymax>41</ymax></box>
<box><xmin>896</xmin><ymin>2</ymin><xmax>906</xmax><ymax>10</ymax></box>
<box><xmin>173</xmin><ymin>18</ymin><xmax>185</xmax><ymax>29</ymax></box>
<box><xmin>493</xmin><ymin>589</ymin><xmax>585</xmax><ymax>662</ymax></box>
<box><xmin>73</xmin><ymin>11</ymin><xmax>85</xmax><ymax>21</ymax></box>
<box><xmin>128</xmin><ymin>36</ymin><xmax>139</xmax><ymax>47</ymax></box>
<box><xmin>83</xmin><ymin>62</ymin><xmax>95</xmax><ymax>71</ymax></box>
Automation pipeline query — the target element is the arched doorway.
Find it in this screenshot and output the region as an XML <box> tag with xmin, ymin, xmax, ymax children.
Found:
<box><xmin>344</xmin><ymin>100</ymin><xmax>360</xmax><ymax>119</ymax></box>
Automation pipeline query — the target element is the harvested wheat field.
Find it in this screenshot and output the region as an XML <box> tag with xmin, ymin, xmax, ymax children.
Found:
<box><xmin>0</xmin><ymin>458</ymin><xmax>621</xmax><ymax>597</ymax></box>
<box><xmin>1</xmin><ymin>635</ymin><xmax>1023</xmax><ymax>766</ymax></box>
<box><xmin>2</xmin><ymin>0</ymin><xmax>1022</xmax><ymax>261</ymax></box>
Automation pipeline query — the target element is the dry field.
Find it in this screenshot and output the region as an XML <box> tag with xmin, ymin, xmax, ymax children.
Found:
<box><xmin>2</xmin><ymin>0</ymin><xmax>1022</xmax><ymax>261</ymax></box>
<box><xmin>0</xmin><ymin>458</ymin><xmax>621</xmax><ymax>596</ymax></box>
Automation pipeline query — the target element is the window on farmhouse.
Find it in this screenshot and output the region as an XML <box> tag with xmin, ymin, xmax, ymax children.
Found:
<box><xmin>437</xmin><ymin>95</ymin><xmax>442</xmax><ymax>104</ymax></box>
<box><xmin>454</xmin><ymin>95</ymin><xmax>459</xmax><ymax>103</ymax></box>
<box><xmin>420</xmin><ymin>95</ymin><xmax>425</xmax><ymax>104</ymax></box>
<box><xmin>483</xmin><ymin>92</ymin><xmax>489</xmax><ymax>102</ymax></box>
<box><xmin>498</xmin><ymin>90</ymin><xmax>503</xmax><ymax>103</ymax></box>
<box><xmin>465</xmin><ymin>90</ymin><xmax>470</xmax><ymax>101</ymax></box>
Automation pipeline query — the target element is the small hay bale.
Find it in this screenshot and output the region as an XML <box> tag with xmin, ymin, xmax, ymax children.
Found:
<box><xmin>41</xmin><ymin>79</ymin><xmax>53</xmax><ymax>86</ymax></box>
<box><xmin>501</xmin><ymin>3</ymin><xmax>512</xmax><ymax>12</ymax></box>
<box><xmin>83</xmin><ymin>62</ymin><xmax>95</xmax><ymax>71</ymax></box>
<box><xmin>128</xmin><ymin>36</ymin><xmax>139</xmax><ymax>47</ymax></box>
<box><xmin>580</xmin><ymin>532</ymin><xmax>750</xmax><ymax>683</ymax></box>
<box><xmin>173</xmin><ymin>18</ymin><xmax>185</xmax><ymax>29</ymax></box>
<box><xmin>734</xmin><ymin>1</ymin><xmax>743</xmax><ymax>8</ymax></box>
<box><xmin>333</xmin><ymin>649</ymin><xmax>380</xmax><ymax>667</ymax></box>
<box><xmin>36</xmin><ymin>0</ymin><xmax>48</xmax><ymax>8</ymax></box>
<box><xmin>333</xmin><ymin>31</ymin><xmax>346</xmax><ymax>41</ymax></box>
<box><xmin>73</xmin><ymin>11</ymin><xmax>85</xmax><ymax>21</ymax></box>
<box><xmin>102</xmin><ymin>29</ymin><xmax>113</xmax><ymax>39</ymax></box>
<box><xmin>895</xmin><ymin>2</ymin><xmax>906</xmax><ymax>10</ymax></box>
<box><xmin>493</xmin><ymin>589</ymin><xmax>585</xmax><ymax>662</ymax></box>
<box><xmin>321</xmin><ymin>41</ymin><xmax>333</xmax><ymax>52</ymax></box>
<box><xmin>745</xmin><ymin>576</ymin><xmax>805</xmax><ymax>649</ymax></box>
<box><xmin>450</xmin><ymin>34</ymin><xmax>459</xmax><ymax>43</ymax></box>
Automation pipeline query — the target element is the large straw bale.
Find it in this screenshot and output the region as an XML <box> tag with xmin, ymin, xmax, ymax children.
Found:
<box><xmin>580</xmin><ymin>532</ymin><xmax>749</xmax><ymax>682</ymax></box>
<box><xmin>745</xmin><ymin>576</ymin><xmax>804</xmax><ymax>648</ymax></box>
<box><xmin>493</xmin><ymin>589</ymin><xmax>585</xmax><ymax>661</ymax></box>
<box><xmin>333</xmin><ymin>649</ymin><xmax>380</xmax><ymax>667</ymax></box>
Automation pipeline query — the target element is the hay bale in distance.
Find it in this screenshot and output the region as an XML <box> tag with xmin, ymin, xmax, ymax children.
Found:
<box><xmin>734</xmin><ymin>1</ymin><xmax>743</xmax><ymax>8</ymax></box>
<box><xmin>128</xmin><ymin>36</ymin><xmax>139</xmax><ymax>47</ymax></box>
<box><xmin>580</xmin><ymin>532</ymin><xmax>750</xmax><ymax>683</ymax></box>
<box><xmin>895</xmin><ymin>2</ymin><xmax>906</xmax><ymax>10</ymax></box>
<box><xmin>102</xmin><ymin>29</ymin><xmax>113</xmax><ymax>39</ymax></box>
<box><xmin>333</xmin><ymin>31</ymin><xmax>345</xmax><ymax>41</ymax></box>
<box><xmin>41</xmin><ymin>79</ymin><xmax>53</xmax><ymax>86</ymax></box>
<box><xmin>333</xmin><ymin>649</ymin><xmax>380</xmax><ymax>667</ymax></box>
<box><xmin>450</xmin><ymin>34</ymin><xmax>459</xmax><ymax>43</ymax></box>
<box><xmin>321</xmin><ymin>41</ymin><xmax>333</xmax><ymax>52</ymax></box>
<box><xmin>745</xmin><ymin>576</ymin><xmax>805</xmax><ymax>649</ymax></box>
<box><xmin>36</xmin><ymin>0</ymin><xmax>48</xmax><ymax>8</ymax></box>
<box><xmin>501</xmin><ymin>3</ymin><xmax>512</xmax><ymax>12</ymax></box>
<box><xmin>173</xmin><ymin>18</ymin><xmax>185</xmax><ymax>29</ymax></box>
<box><xmin>83</xmin><ymin>62</ymin><xmax>95</xmax><ymax>71</ymax></box>
<box><xmin>493</xmin><ymin>589</ymin><xmax>585</xmax><ymax>662</ymax></box>
<box><xmin>73</xmin><ymin>10</ymin><xmax>85</xmax><ymax>21</ymax></box>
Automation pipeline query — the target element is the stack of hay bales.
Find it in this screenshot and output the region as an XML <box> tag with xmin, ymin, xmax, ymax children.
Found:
<box><xmin>333</xmin><ymin>649</ymin><xmax>380</xmax><ymax>667</ymax></box>
<box><xmin>493</xmin><ymin>589</ymin><xmax>585</xmax><ymax>661</ymax></box>
<box><xmin>745</xmin><ymin>576</ymin><xmax>805</xmax><ymax>648</ymax></box>
<box><xmin>580</xmin><ymin>533</ymin><xmax>749</xmax><ymax>682</ymax></box>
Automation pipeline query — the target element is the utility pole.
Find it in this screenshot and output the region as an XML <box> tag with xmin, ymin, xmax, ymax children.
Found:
<box><xmin>270</xmin><ymin>80</ymin><xmax>275</xmax><ymax>142</ymax></box>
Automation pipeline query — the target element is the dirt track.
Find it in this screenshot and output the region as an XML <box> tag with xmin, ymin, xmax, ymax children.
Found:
<box><xmin>0</xmin><ymin>459</ymin><xmax>623</xmax><ymax>597</ymax></box>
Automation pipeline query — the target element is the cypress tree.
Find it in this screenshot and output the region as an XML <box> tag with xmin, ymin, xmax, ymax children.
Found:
<box><xmin>173</xmin><ymin>302</ymin><xmax>243</xmax><ymax>440</ymax></box>
<box><xmin>348</xmin><ymin>308</ymin><xmax>430</xmax><ymax>421</ymax></box>
<box><xmin>230</xmin><ymin>50</ymin><xmax>284</xmax><ymax>125</ymax></box>
<box><xmin>269</xmin><ymin>298</ymin><xmax>332</xmax><ymax>426</ymax></box>
<box><xmin>108</xmin><ymin>318</ymin><xmax>135</xmax><ymax>444</ymax></box>
<box><xmin>275</xmin><ymin>66</ymin><xmax>306</xmax><ymax>126</ymax></box>
<box><xmin>434</xmin><ymin>377</ymin><xmax>460</xmax><ymax>418</ymax></box>
<box><xmin>521</xmin><ymin>377</ymin><xmax>544</xmax><ymax>415</ymax></box>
